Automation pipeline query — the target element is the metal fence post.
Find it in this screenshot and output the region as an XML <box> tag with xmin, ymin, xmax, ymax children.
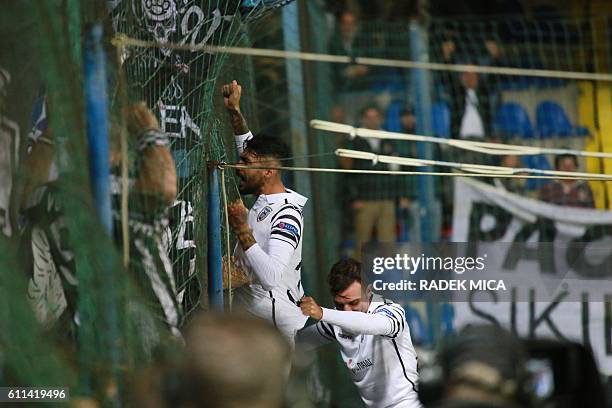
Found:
<box><xmin>207</xmin><ymin>166</ymin><xmax>224</xmax><ymax>310</ymax></box>
<box><xmin>84</xmin><ymin>23</ymin><xmax>120</xmax><ymax>405</ymax></box>
<box><xmin>410</xmin><ymin>20</ymin><xmax>442</xmax><ymax>344</ymax></box>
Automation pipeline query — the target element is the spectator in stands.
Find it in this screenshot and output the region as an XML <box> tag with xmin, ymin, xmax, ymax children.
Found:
<box><xmin>339</xmin><ymin>105</ymin><xmax>411</xmax><ymax>258</ymax></box>
<box><xmin>421</xmin><ymin>325</ymin><xmax>533</xmax><ymax>408</ymax></box>
<box><xmin>329</xmin><ymin>11</ymin><xmax>382</xmax><ymax>124</ymax></box>
<box><xmin>431</xmin><ymin>29</ymin><xmax>460</xmax><ymax>101</ymax></box>
<box><xmin>449</xmin><ymin>67</ymin><xmax>493</xmax><ymax>142</ymax></box>
<box><xmin>131</xmin><ymin>313</ymin><xmax>291</xmax><ymax>408</ymax></box>
<box><xmin>480</xmin><ymin>34</ymin><xmax>508</xmax><ymax>116</ymax></box>
<box><xmin>111</xmin><ymin>102</ymin><xmax>182</xmax><ymax>340</ymax></box>
<box><xmin>495</xmin><ymin>155</ymin><xmax>525</xmax><ymax>194</ymax></box>
<box><xmin>432</xmin><ymin>31</ymin><xmax>502</xmax><ymax>117</ymax></box>
<box><xmin>17</xmin><ymin>101</ymin><xmax>181</xmax><ymax>350</ymax></box>
<box><xmin>16</xmin><ymin>97</ymin><xmax>77</xmax><ymax>334</ymax></box>
<box><xmin>539</xmin><ymin>154</ymin><xmax>594</xmax><ymax>208</ymax></box>
<box><xmin>400</xmin><ymin>104</ymin><xmax>417</xmax><ymax>135</ymax></box>
<box><xmin>329</xmin><ymin>11</ymin><xmax>370</xmax><ymax>92</ymax></box>
<box><xmin>439</xmin><ymin>67</ymin><xmax>493</xmax><ymax>238</ymax></box>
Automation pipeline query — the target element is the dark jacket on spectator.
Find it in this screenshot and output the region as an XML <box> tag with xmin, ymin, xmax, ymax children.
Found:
<box><xmin>341</xmin><ymin>136</ymin><xmax>414</xmax><ymax>201</ymax></box>
<box><xmin>328</xmin><ymin>30</ymin><xmax>373</xmax><ymax>92</ymax></box>
<box><xmin>449</xmin><ymin>77</ymin><xmax>493</xmax><ymax>140</ymax></box>
<box><xmin>539</xmin><ymin>181</ymin><xmax>595</xmax><ymax>208</ymax></box>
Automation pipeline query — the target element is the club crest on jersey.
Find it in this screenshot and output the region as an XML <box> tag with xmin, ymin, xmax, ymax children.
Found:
<box><xmin>277</xmin><ymin>222</ymin><xmax>299</xmax><ymax>236</ymax></box>
<box><xmin>257</xmin><ymin>206</ymin><xmax>273</xmax><ymax>222</ymax></box>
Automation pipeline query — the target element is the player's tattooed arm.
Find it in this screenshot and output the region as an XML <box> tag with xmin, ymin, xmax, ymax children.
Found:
<box><xmin>228</xmin><ymin>199</ymin><xmax>255</xmax><ymax>250</ymax></box>
<box><xmin>222</xmin><ymin>80</ymin><xmax>250</xmax><ymax>135</ymax></box>
<box><xmin>228</xmin><ymin>109</ymin><xmax>249</xmax><ymax>135</ymax></box>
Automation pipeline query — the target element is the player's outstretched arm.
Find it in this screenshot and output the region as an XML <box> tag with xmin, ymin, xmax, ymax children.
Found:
<box><xmin>222</xmin><ymin>80</ymin><xmax>251</xmax><ymax>153</ymax></box>
<box><xmin>301</xmin><ymin>296</ymin><xmax>405</xmax><ymax>337</ymax></box>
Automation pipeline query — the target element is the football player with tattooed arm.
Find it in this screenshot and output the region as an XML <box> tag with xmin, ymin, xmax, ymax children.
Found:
<box><xmin>223</xmin><ymin>80</ymin><xmax>309</xmax><ymax>346</ymax></box>
<box><xmin>297</xmin><ymin>258</ymin><xmax>422</xmax><ymax>408</ymax></box>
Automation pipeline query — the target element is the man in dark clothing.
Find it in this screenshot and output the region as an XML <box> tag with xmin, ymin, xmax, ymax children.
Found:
<box><xmin>539</xmin><ymin>154</ymin><xmax>595</xmax><ymax>208</ymax></box>
<box><xmin>328</xmin><ymin>10</ymin><xmax>371</xmax><ymax>93</ymax></box>
<box><xmin>449</xmin><ymin>69</ymin><xmax>493</xmax><ymax>142</ymax></box>
<box><xmin>339</xmin><ymin>105</ymin><xmax>412</xmax><ymax>259</ymax></box>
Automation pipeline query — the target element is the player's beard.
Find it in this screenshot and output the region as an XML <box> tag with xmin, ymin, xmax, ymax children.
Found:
<box><xmin>238</xmin><ymin>173</ymin><xmax>262</xmax><ymax>195</ymax></box>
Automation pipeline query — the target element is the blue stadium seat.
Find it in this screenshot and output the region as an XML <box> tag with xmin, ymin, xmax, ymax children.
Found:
<box><xmin>536</xmin><ymin>101</ymin><xmax>590</xmax><ymax>138</ymax></box>
<box><xmin>431</xmin><ymin>101</ymin><xmax>450</xmax><ymax>138</ymax></box>
<box><xmin>523</xmin><ymin>154</ymin><xmax>552</xmax><ymax>191</ymax></box>
<box><xmin>493</xmin><ymin>102</ymin><xmax>534</xmax><ymax>139</ymax></box>
<box><xmin>383</xmin><ymin>99</ymin><xmax>406</xmax><ymax>133</ymax></box>
<box><xmin>373</xmin><ymin>69</ymin><xmax>407</xmax><ymax>94</ymax></box>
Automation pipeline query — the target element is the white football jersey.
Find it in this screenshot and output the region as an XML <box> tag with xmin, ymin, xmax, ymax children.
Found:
<box><xmin>233</xmin><ymin>189</ymin><xmax>308</xmax><ymax>342</ymax></box>
<box><xmin>300</xmin><ymin>294</ymin><xmax>421</xmax><ymax>407</ymax></box>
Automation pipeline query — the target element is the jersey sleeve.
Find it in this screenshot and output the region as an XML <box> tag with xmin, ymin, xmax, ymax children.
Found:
<box><xmin>295</xmin><ymin>322</ymin><xmax>335</xmax><ymax>352</ymax></box>
<box><xmin>269</xmin><ymin>204</ymin><xmax>303</xmax><ymax>250</ymax></box>
<box><xmin>320</xmin><ymin>303</ymin><xmax>406</xmax><ymax>337</ymax></box>
<box><xmin>373</xmin><ymin>303</ymin><xmax>406</xmax><ymax>339</ymax></box>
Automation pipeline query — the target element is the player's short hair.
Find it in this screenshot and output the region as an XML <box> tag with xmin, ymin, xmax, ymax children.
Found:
<box><xmin>244</xmin><ymin>133</ymin><xmax>291</xmax><ymax>163</ymax></box>
<box><xmin>554</xmin><ymin>153</ymin><xmax>578</xmax><ymax>170</ymax></box>
<box><xmin>328</xmin><ymin>258</ymin><xmax>363</xmax><ymax>295</ymax></box>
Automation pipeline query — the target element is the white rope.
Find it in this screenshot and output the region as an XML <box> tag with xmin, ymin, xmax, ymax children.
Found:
<box><xmin>222</xmin><ymin>163</ymin><xmax>612</xmax><ymax>181</ymax></box>
<box><xmin>112</xmin><ymin>34</ymin><xmax>612</xmax><ymax>82</ymax></box>
<box><xmin>311</xmin><ymin>120</ymin><xmax>612</xmax><ymax>159</ymax></box>
<box><xmin>336</xmin><ymin>149</ymin><xmax>612</xmax><ymax>180</ymax></box>
<box><xmin>220</xmin><ymin>168</ymin><xmax>232</xmax><ymax>311</ymax></box>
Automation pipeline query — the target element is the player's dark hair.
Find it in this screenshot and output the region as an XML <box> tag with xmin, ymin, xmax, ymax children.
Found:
<box><xmin>328</xmin><ymin>258</ymin><xmax>362</xmax><ymax>295</ymax></box>
<box><xmin>244</xmin><ymin>133</ymin><xmax>291</xmax><ymax>163</ymax></box>
<box><xmin>554</xmin><ymin>153</ymin><xmax>578</xmax><ymax>170</ymax></box>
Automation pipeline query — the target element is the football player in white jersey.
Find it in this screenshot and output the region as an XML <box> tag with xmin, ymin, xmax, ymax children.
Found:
<box><xmin>297</xmin><ymin>258</ymin><xmax>422</xmax><ymax>407</ymax></box>
<box><xmin>223</xmin><ymin>80</ymin><xmax>308</xmax><ymax>345</ymax></box>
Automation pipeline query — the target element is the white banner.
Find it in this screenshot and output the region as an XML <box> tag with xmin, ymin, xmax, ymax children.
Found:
<box><xmin>451</xmin><ymin>177</ymin><xmax>612</xmax><ymax>374</ymax></box>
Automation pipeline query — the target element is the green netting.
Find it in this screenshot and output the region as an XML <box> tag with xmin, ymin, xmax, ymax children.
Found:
<box><xmin>0</xmin><ymin>0</ymin><xmax>296</xmax><ymax>404</ymax></box>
